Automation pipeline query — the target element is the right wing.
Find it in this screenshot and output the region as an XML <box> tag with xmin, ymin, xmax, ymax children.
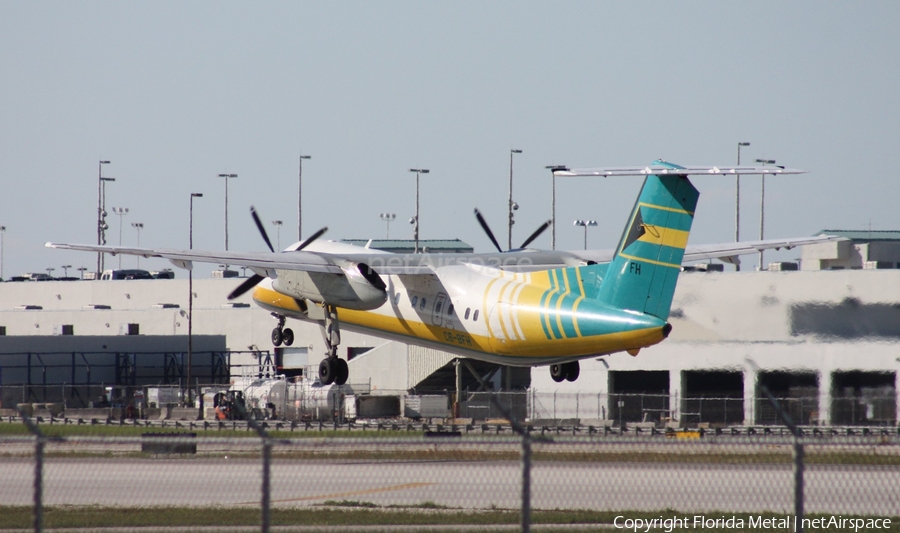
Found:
<box><xmin>569</xmin><ymin>234</ymin><xmax>845</xmax><ymax>266</ymax></box>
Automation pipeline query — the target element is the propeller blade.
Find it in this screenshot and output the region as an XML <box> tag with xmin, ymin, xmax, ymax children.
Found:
<box><xmin>294</xmin><ymin>226</ymin><xmax>328</xmax><ymax>252</ymax></box>
<box><xmin>250</xmin><ymin>206</ymin><xmax>275</xmax><ymax>253</ymax></box>
<box><xmin>228</xmin><ymin>274</ymin><xmax>264</xmax><ymax>300</ymax></box>
<box><xmin>474</xmin><ymin>208</ymin><xmax>503</xmax><ymax>253</ymax></box>
<box><xmin>519</xmin><ymin>220</ymin><xmax>552</xmax><ymax>249</ymax></box>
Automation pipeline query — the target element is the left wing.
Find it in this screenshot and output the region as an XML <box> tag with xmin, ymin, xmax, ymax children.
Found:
<box><xmin>45</xmin><ymin>243</ymin><xmax>343</xmax><ymax>278</ymax></box>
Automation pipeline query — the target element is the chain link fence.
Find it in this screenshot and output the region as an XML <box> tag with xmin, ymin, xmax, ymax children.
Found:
<box><xmin>2</xmin><ymin>409</ymin><xmax>899</xmax><ymax>532</ymax></box>
<box><xmin>5</xmin><ymin>387</ymin><xmax>898</xmax><ymax>430</ymax></box>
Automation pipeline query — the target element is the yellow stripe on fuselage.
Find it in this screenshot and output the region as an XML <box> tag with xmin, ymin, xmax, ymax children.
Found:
<box><xmin>495</xmin><ymin>278</ymin><xmax>516</xmax><ymax>341</ymax></box>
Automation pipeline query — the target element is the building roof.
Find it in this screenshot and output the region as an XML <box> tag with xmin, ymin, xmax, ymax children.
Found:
<box><xmin>340</xmin><ymin>239</ymin><xmax>474</xmax><ymax>254</ymax></box>
<box><xmin>815</xmin><ymin>230</ymin><xmax>900</xmax><ymax>242</ymax></box>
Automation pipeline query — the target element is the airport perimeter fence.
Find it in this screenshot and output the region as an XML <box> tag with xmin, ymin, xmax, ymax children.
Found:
<box><xmin>5</xmin><ymin>385</ymin><xmax>898</xmax><ymax>429</ymax></box>
<box><xmin>527</xmin><ymin>391</ymin><xmax>898</xmax><ymax>427</ymax></box>
<box><xmin>3</xmin><ymin>408</ymin><xmax>900</xmax><ymax>533</ymax></box>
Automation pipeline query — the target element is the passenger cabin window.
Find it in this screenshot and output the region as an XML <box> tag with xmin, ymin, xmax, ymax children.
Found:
<box><xmin>473</xmin><ymin>309</ymin><xmax>479</xmax><ymax>321</ymax></box>
<box><xmin>420</xmin><ymin>297</ymin><xmax>426</xmax><ymax>310</ymax></box>
<box><xmin>411</xmin><ymin>296</ymin><xmax>418</xmax><ymax>307</ymax></box>
<box><xmin>394</xmin><ymin>293</ymin><xmax>400</xmax><ymax>305</ymax></box>
<box><xmin>447</xmin><ymin>304</ymin><xmax>454</xmax><ymax>316</ymax></box>
<box><xmin>464</xmin><ymin>308</ymin><xmax>471</xmax><ymax>320</ymax></box>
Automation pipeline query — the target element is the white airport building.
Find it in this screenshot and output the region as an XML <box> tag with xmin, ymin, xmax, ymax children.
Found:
<box><xmin>1</xmin><ymin>234</ymin><xmax>899</xmax><ymax>427</ymax></box>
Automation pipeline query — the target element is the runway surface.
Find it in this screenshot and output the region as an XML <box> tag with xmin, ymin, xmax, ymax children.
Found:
<box><xmin>1</xmin><ymin>456</ymin><xmax>897</xmax><ymax>515</ymax></box>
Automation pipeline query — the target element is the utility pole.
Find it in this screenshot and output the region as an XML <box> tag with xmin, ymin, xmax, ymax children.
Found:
<box><xmin>755</xmin><ymin>158</ymin><xmax>776</xmax><ymax>270</ymax></box>
<box><xmin>545</xmin><ymin>165</ymin><xmax>567</xmax><ymax>250</ymax></box>
<box><xmin>187</xmin><ymin>192</ymin><xmax>203</xmax><ymax>407</ymax></box>
<box><xmin>508</xmin><ymin>149</ymin><xmax>522</xmax><ymax>250</ymax></box>
<box><xmin>298</xmin><ymin>155</ymin><xmax>311</xmax><ymax>241</ymax></box>
<box><xmin>96</xmin><ymin>160</ymin><xmax>112</xmax><ymax>275</ymax></box>
<box><xmin>409</xmin><ymin>168</ymin><xmax>429</xmax><ymax>253</ymax></box>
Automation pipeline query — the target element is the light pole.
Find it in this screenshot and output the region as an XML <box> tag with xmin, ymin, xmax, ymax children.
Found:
<box><xmin>188</xmin><ymin>192</ymin><xmax>203</xmax><ymax>407</ymax></box>
<box><xmin>573</xmin><ymin>220</ymin><xmax>598</xmax><ymax>250</ymax></box>
<box><xmin>508</xmin><ymin>149</ymin><xmax>522</xmax><ymax>250</ymax></box>
<box><xmin>298</xmin><ymin>155</ymin><xmax>310</xmax><ymax>241</ymax></box>
<box><xmin>112</xmin><ymin>207</ymin><xmax>129</xmax><ymax>269</ymax></box>
<box><xmin>61</xmin><ymin>265</ymin><xmax>72</xmax><ymax>278</ymax></box>
<box><xmin>736</xmin><ymin>142</ymin><xmax>750</xmax><ymax>244</ymax></box>
<box><xmin>46</xmin><ymin>267</ymin><xmax>55</xmax><ymax>279</ymax></box>
<box><xmin>0</xmin><ymin>225</ymin><xmax>5</xmax><ymax>280</ymax></box>
<box><xmin>217</xmin><ymin>173</ymin><xmax>238</xmax><ymax>251</ymax></box>
<box><xmin>409</xmin><ymin>168</ymin><xmax>429</xmax><ymax>253</ymax></box>
<box><xmin>271</xmin><ymin>220</ymin><xmax>283</xmax><ymax>250</ymax></box>
<box><xmin>77</xmin><ymin>267</ymin><xmax>87</xmax><ymax>280</ymax></box>
<box><xmin>379</xmin><ymin>213</ymin><xmax>396</xmax><ymax>239</ymax></box>
<box><xmin>755</xmin><ymin>158</ymin><xmax>776</xmax><ymax>270</ymax></box>
<box><xmin>97</xmin><ymin>160</ymin><xmax>113</xmax><ymax>275</ymax></box>
<box><xmin>131</xmin><ymin>223</ymin><xmax>144</xmax><ymax>268</ymax></box>
<box><xmin>545</xmin><ymin>165</ymin><xmax>567</xmax><ymax>250</ymax></box>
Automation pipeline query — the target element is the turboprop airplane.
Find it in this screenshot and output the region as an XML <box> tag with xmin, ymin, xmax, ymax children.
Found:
<box><xmin>47</xmin><ymin>161</ymin><xmax>838</xmax><ymax>386</ymax></box>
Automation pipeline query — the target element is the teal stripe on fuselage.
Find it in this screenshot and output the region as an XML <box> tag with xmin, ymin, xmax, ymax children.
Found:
<box><xmin>565</xmin><ymin>268</ymin><xmax>583</xmax><ymax>297</ymax></box>
<box><xmin>537</xmin><ymin>267</ymin><xmax>590</xmax><ymax>340</ymax></box>
<box><xmin>559</xmin><ymin>294</ymin><xmax>579</xmax><ymax>339</ymax></box>
<box><xmin>546</xmin><ymin>290</ymin><xmax>564</xmax><ymax>339</ymax></box>
<box><xmin>538</xmin><ymin>289</ymin><xmax>553</xmax><ymax>340</ymax></box>
<box><xmin>567</xmin><ymin>298</ymin><xmax>666</xmax><ymax>338</ymax></box>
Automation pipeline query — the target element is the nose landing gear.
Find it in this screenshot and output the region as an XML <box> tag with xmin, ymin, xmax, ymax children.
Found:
<box><xmin>270</xmin><ymin>314</ymin><xmax>294</xmax><ymax>347</ymax></box>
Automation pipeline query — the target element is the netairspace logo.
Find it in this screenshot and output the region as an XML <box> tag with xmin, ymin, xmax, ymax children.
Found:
<box><xmin>613</xmin><ymin>515</ymin><xmax>893</xmax><ymax>532</ymax></box>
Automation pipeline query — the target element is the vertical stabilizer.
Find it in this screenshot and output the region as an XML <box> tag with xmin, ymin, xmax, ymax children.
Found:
<box><xmin>595</xmin><ymin>164</ymin><xmax>699</xmax><ymax>319</ymax></box>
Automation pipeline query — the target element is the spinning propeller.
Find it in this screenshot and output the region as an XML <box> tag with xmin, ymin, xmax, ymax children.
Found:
<box><xmin>473</xmin><ymin>208</ymin><xmax>552</xmax><ymax>252</ymax></box>
<box><xmin>227</xmin><ymin>206</ymin><xmax>327</xmax><ymax>300</ymax></box>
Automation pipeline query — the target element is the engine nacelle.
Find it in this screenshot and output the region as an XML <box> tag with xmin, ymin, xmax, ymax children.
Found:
<box><xmin>271</xmin><ymin>262</ymin><xmax>387</xmax><ymax>311</ymax></box>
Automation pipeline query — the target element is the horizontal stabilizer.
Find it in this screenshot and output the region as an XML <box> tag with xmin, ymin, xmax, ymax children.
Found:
<box><xmin>556</xmin><ymin>165</ymin><xmax>805</xmax><ymax>177</ymax></box>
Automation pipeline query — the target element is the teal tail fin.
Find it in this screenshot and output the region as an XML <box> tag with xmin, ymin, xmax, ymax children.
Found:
<box><xmin>594</xmin><ymin>163</ymin><xmax>699</xmax><ymax>319</ymax></box>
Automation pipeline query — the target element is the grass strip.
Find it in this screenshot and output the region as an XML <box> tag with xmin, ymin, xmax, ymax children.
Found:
<box><xmin>6</xmin><ymin>448</ymin><xmax>898</xmax><ymax>466</ymax></box>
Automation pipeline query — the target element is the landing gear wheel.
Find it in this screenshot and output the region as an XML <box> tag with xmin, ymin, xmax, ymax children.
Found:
<box><xmin>271</xmin><ymin>327</ymin><xmax>283</xmax><ymax>347</ymax></box>
<box><xmin>282</xmin><ymin>328</ymin><xmax>294</xmax><ymax>346</ymax></box>
<box><xmin>319</xmin><ymin>358</ymin><xmax>336</xmax><ymax>385</ymax></box>
<box><xmin>564</xmin><ymin>361</ymin><xmax>580</xmax><ymax>382</ymax></box>
<box><xmin>549</xmin><ymin>364</ymin><xmax>566</xmax><ymax>383</ymax></box>
<box><xmin>334</xmin><ymin>358</ymin><xmax>349</xmax><ymax>386</ymax></box>
<box><xmin>318</xmin><ymin>306</ymin><xmax>347</xmax><ymax>386</ymax></box>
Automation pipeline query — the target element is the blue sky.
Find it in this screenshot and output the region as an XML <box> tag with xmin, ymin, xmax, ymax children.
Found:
<box><xmin>2</xmin><ymin>2</ymin><xmax>898</xmax><ymax>278</ymax></box>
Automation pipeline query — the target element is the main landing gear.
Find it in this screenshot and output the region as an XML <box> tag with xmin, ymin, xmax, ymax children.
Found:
<box><xmin>549</xmin><ymin>361</ymin><xmax>580</xmax><ymax>383</ymax></box>
<box><xmin>270</xmin><ymin>314</ymin><xmax>294</xmax><ymax>347</ymax></box>
<box><xmin>318</xmin><ymin>305</ymin><xmax>348</xmax><ymax>386</ymax></box>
